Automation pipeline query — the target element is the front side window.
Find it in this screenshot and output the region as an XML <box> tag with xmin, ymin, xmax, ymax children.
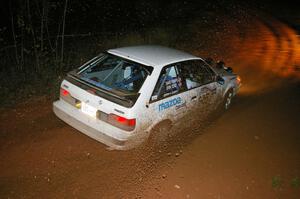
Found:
<box><xmin>178</xmin><ymin>60</ymin><xmax>215</xmax><ymax>89</ymax></box>
<box><xmin>78</xmin><ymin>54</ymin><xmax>152</xmax><ymax>94</ymax></box>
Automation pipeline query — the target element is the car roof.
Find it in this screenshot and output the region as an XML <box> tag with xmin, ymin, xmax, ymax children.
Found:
<box><xmin>107</xmin><ymin>45</ymin><xmax>201</xmax><ymax>67</ymax></box>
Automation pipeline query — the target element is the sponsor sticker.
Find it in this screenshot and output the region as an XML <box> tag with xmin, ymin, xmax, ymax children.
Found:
<box><xmin>158</xmin><ymin>97</ymin><xmax>182</xmax><ymax>111</ymax></box>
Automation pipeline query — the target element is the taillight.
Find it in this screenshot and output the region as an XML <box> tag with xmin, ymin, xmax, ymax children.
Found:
<box><xmin>60</xmin><ymin>87</ymin><xmax>81</xmax><ymax>109</ymax></box>
<box><xmin>60</xmin><ymin>88</ymin><xmax>70</xmax><ymax>96</ymax></box>
<box><xmin>108</xmin><ymin>114</ymin><xmax>136</xmax><ymax>131</ymax></box>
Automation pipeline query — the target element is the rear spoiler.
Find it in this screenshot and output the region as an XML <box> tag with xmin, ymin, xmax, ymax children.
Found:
<box><xmin>66</xmin><ymin>73</ymin><xmax>139</xmax><ymax>108</ymax></box>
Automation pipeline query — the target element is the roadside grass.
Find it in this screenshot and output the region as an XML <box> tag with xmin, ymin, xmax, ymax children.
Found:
<box><xmin>291</xmin><ymin>176</ymin><xmax>300</xmax><ymax>188</ymax></box>
<box><xmin>272</xmin><ymin>176</ymin><xmax>283</xmax><ymax>189</ymax></box>
<box><xmin>271</xmin><ymin>175</ymin><xmax>300</xmax><ymax>189</ymax></box>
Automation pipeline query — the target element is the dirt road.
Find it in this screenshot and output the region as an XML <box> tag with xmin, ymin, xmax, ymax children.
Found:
<box><xmin>1</xmin><ymin>13</ymin><xmax>300</xmax><ymax>199</ymax></box>
<box><xmin>141</xmin><ymin>81</ymin><xmax>300</xmax><ymax>198</ymax></box>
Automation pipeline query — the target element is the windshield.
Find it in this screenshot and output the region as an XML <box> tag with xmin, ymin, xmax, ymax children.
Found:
<box><xmin>77</xmin><ymin>53</ymin><xmax>151</xmax><ymax>94</ymax></box>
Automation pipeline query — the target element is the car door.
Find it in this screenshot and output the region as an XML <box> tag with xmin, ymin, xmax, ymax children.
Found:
<box><xmin>203</xmin><ymin>61</ymin><xmax>225</xmax><ymax>106</ymax></box>
<box><xmin>178</xmin><ymin>60</ymin><xmax>219</xmax><ymax>112</ymax></box>
<box><xmin>148</xmin><ymin>64</ymin><xmax>190</xmax><ymax>126</ymax></box>
<box><xmin>197</xmin><ymin>61</ymin><xmax>219</xmax><ymax>107</ymax></box>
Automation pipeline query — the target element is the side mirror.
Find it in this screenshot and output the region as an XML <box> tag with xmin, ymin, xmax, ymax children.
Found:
<box><xmin>216</xmin><ymin>75</ymin><xmax>225</xmax><ymax>85</ymax></box>
<box><xmin>216</xmin><ymin>61</ymin><xmax>225</xmax><ymax>69</ymax></box>
<box><xmin>225</xmin><ymin>67</ymin><xmax>233</xmax><ymax>73</ymax></box>
<box><xmin>205</xmin><ymin>57</ymin><xmax>214</xmax><ymax>65</ymax></box>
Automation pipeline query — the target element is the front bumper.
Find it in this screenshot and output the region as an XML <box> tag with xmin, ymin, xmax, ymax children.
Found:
<box><xmin>53</xmin><ymin>100</ymin><xmax>132</xmax><ymax>150</ymax></box>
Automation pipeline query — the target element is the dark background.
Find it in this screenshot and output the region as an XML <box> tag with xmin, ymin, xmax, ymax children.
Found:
<box><xmin>1</xmin><ymin>0</ymin><xmax>299</xmax><ymax>46</ymax></box>
<box><xmin>0</xmin><ymin>0</ymin><xmax>299</xmax><ymax>105</ymax></box>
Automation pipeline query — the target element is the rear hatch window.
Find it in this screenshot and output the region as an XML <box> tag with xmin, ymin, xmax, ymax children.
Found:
<box><xmin>67</xmin><ymin>53</ymin><xmax>153</xmax><ymax>107</ymax></box>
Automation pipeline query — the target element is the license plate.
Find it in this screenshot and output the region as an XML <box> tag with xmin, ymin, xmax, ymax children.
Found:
<box><xmin>81</xmin><ymin>102</ymin><xmax>97</xmax><ymax>117</ymax></box>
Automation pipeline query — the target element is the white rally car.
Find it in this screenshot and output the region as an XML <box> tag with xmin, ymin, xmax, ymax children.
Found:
<box><xmin>53</xmin><ymin>45</ymin><xmax>241</xmax><ymax>150</ymax></box>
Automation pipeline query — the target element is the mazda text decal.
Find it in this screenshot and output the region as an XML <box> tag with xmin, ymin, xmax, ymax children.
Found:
<box><xmin>158</xmin><ymin>97</ymin><xmax>182</xmax><ymax>111</ymax></box>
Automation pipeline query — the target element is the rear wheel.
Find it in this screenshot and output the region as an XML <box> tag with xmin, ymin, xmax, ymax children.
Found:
<box><xmin>147</xmin><ymin>120</ymin><xmax>173</xmax><ymax>147</ymax></box>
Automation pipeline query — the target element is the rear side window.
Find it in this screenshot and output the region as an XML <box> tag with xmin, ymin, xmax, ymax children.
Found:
<box><xmin>151</xmin><ymin>65</ymin><xmax>185</xmax><ymax>101</ymax></box>
<box><xmin>78</xmin><ymin>54</ymin><xmax>151</xmax><ymax>93</ymax></box>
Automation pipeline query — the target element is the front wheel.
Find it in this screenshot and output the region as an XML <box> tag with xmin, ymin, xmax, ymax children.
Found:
<box><xmin>223</xmin><ymin>90</ymin><xmax>233</xmax><ymax>110</ymax></box>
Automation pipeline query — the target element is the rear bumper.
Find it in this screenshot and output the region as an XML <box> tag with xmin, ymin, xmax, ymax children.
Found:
<box><xmin>53</xmin><ymin>100</ymin><xmax>133</xmax><ymax>150</ymax></box>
